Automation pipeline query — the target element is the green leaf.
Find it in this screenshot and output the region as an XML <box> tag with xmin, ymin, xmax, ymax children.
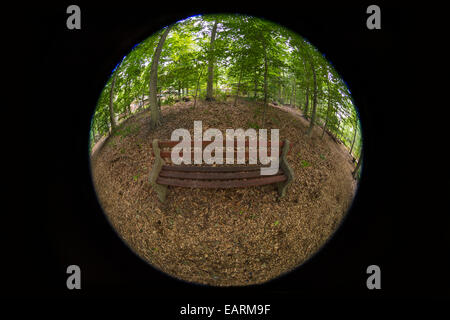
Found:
<box><xmin>301</xmin><ymin>160</ymin><xmax>311</xmax><ymax>168</ymax></box>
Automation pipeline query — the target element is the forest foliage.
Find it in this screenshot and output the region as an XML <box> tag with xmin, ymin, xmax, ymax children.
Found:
<box><xmin>90</xmin><ymin>14</ymin><xmax>362</xmax><ymax>162</ymax></box>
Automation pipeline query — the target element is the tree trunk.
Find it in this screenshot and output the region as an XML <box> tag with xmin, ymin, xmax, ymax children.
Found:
<box><xmin>307</xmin><ymin>59</ymin><xmax>317</xmax><ymax>137</ymax></box>
<box><xmin>109</xmin><ymin>69</ymin><xmax>118</xmax><ymax>133</ymax></box>
<box><xmin>215</xmin><ymin>69</ymin><xmax>218</xmax><ymax>95</ymax></box>
<box><xmin>234</xmin><ymin>67</ymin><xmax>243</xmax><ymax>107</ymax></box>
<box><xmin>289</xmin><ymin>84</ymin><xmax>293</xmax><ymax>105</ymax></box>
<box><xmin>253</xmin><ymin>68</ymin><xmax>258</xmax><ymax>98</ymax></box>
<box><xmin>293</xmin><ymin>83</ymin><xmax>297</xmax><ymax>108</ymax></box>
<box><xmin>304</xmin><ymin>84</ymin><xmax>309</xmax><ymax>117</ymax></box>
<box><xmin>322</xmin><ymin>81</ymin><xmax>332</xmax><ymax>139</ymax></box>
<box><xmin>350</xmin><ymin>121</ymin><xmax>358</xmax><ymax>155</ymax></box>
<box><xmin>206</xmin><ymin>20</ymin><xmax>218</xmax><ymax>101</ymax></box>
<box><xmin>193</xmin><ymin>66</ymin><xmax>204</xmax><ymax>108</ymax></box>
<box><xmin>302</xmin><ymin>53</ymin><xmax>310</xmax><ymax>117</ymax></box>
<box><xmin>278</xmin><ymin>84</ymin><xmax>282</xmax><ymax>104</ymax></box>
<box><xmin>149</xmin><ymin>26</ymin><xmax>171</xmax><ymax>129</ymax></box>
<box><xmin>352</xmin><ymin>154</ymin><xmax>362</xmax><ymax>179</ymax></box>
<box><xmin>261</xmin><ymin>35</ymin><xmax>268</xmax><ymax>126</ymax></box>
<box><xmin>335</xmin><ymin>120</ymin><xmax>340</xmax><ymax>141</ymax></box>
<box><xmin>158</xmin><ymin>88</ymin><xmax>162</xmax><ymax>113</ymax></box>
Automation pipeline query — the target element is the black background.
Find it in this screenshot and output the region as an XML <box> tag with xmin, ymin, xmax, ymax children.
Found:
<box><xmin>4</xmin><ymin>0</ymin><xmax>449</xmax><ymax>308</ymax></box>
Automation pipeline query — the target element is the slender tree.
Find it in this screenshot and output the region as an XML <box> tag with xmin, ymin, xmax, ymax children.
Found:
<box><xmin>291</xmin><ymin>81</ymin><xmax>296</xmax><ymax>107</ymax></box>
<box><xmin>322</xmin><ymin>80</ymin><xmax>332</xmax><ymax>139</ymax></box>
<box><xmin>253</xmin><ymin>67</ymin><xmax>259</xmax><ymax>98</ymax></box>
<box><xmin>352</xmin><ymin>153</ymin><xmax>362</xmax><ymax>179</ymax></box>
<box><xmin>206</xmin><ymin>20</ymin><xmax>218</xmax><ymax>101</ymax></box>
<box><xmin>149</xmin><ymin>26</ymin><xmax>172</xmax><ymax>129</ymax></box>
<box><xmin>234</xmin><ymin>66</ymin><xmax>244</xmax><ymax>107</ymax></box>
<box><xmin>307</xmin><ymin>57</ymin><xmax>317</xmax><ymax>136</ymax></box>
<box><xmin>261</xmin><ymin>34</ymin><xmax>269</xmax><ymax>126</ymax></box>
<box><xmin>349</xmin><ymin>119</ymin><xmax>358</xmax><ymax>155</ymax></box>
<box><xmin>193</xmin><ymin>65</ymin><xmax>205</xmax><ymax>108</ymax></box>
<box><xmin>301</xmin><ymin>53</ymin><xmax>310</xmax><ymax>118</ymax></box>
<box><xmin>304</xmin><ymin>85</ymin><xmax>309</xmax><ymax>117</ymax></box>
<box><xmin>109</xmin><ymin>69</ymin><xmax>118</xmax><ymax>132</ymax></box>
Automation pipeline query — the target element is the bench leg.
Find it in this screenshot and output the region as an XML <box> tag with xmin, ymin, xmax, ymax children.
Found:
<box><xmin>149</xmin><ymin>139</ymin><xmax>168</xmax><ymax>203</ymax></box>
<box><xmin>277</xmin><ymin>139</ymin><xmax>294</xmax><ymax>198</ymax></box>
<box><xmin>152</xmin><ymin>181</ymin><xmax>168</xmax><ymax>203</ymax></box>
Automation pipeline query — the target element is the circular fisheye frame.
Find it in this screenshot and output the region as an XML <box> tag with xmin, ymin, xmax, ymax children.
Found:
<box><xmin>89</xmin><ymin>14</ymin><xmax>363</xmax><ymax>286</ymax></box>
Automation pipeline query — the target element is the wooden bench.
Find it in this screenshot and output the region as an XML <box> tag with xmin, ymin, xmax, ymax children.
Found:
<box><xmin>149</xmin><ymin>139</ymin><xmax>294</xmax><ymax>203</ymax></box>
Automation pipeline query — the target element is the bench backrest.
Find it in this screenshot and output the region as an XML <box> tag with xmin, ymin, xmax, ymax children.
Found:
<box><xmin>152</xmin><ymin>139</ymin><xmax>291</xmax><ymax>163</ymax></box>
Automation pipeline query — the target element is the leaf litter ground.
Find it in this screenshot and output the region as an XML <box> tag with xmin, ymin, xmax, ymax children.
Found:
<box><xmin>91</xmin><ymin>98</ymin><xmax>358</xmax><ymax>286</ymax></box>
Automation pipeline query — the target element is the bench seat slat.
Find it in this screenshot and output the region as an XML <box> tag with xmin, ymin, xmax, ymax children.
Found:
<box><xmin>158</xmin><ymin>150</ymin><xmax>281</xmax><ymax>159</ymax></box>
<box><xmin>158</xmin><ymin>140</ymin><xmax>285</xmax><ymax>148</ymax></box>
<box><xmin>161</xmin><ymin>165</ymin><xmax>266</xmax><ymax>172</ymax></box>
<box><xmin>156</xmin><ymin>175</ymin><xmax>287</xmax><ymax>188</ymax></box>
<box><xmin>159</xmin><ymin>169</ymin><xmax>283</xmax><ymax>180</ymax></box>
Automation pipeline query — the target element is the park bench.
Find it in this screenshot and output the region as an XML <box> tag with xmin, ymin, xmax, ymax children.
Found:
<box><xmin>149</xmin><ymin>139</ymin><xmax>294</xmax><ymax>203</ymax></box>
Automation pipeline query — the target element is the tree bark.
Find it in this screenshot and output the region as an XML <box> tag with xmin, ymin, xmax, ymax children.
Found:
<box><xmin>253</xmin><ymin>67</ymin><xmax>259</xmax><ymax>98</ymax></box>
<box><xmin>261</xmin><ymin>35</ymin><xmax>268</xmax><ymax>126</ymax></box>
<box><xmin>158</xmin><ymin>88</ymin><xmax>162</xmax><ymax>114</ymax></box>
<box><xmin>335</xmin><ymin>120</ymin><xmax>340</xmax><ymax>141</ymax></box>
<box><xmin>350</xmin><ymin>121</ymin><xmax>358</xmax><ymax>155</ymax></box>
<box><xmin>293</xmin><ymin>83</ymin><xmax>297</xmax><ymax>108</ymax></box>
<box><xmin>352</xmin><ymin>154</ymin><xmax>362</xmax><ymax>179</ymax></box>
<box><xmin>206</xmin><ymin>20</ymin><xmax>218</xmax><ymax>101</ymax></box>
<box><xmin>304</xmin><ymin>84</ymin><xmax>309</xmax><ymax>117</ymax></box>
<box><xmin>278</xmin><ymin>83</ymin><xmax>282</xmax><ymax>104</ymax></box>
<box><xmin>149</xmin><ymin>26</ymin><xmax>171</xmax><ymax>129</ymax></box>
<box><xmin>193</xmin><ymin>66</ymin><xmax>204</xmax><ymax>108</ymax></box>
<box><xmin>322</xmin><ymin>81</ymin><xmax>332</xmax><ymax>139</ymax></box>
<box><xmin>302</xmin><ymin>54</ymin><xmax>310</xmax><ymax>117</ymax></box>
<box><xmin>109</xmin><ymin>69</ymin><xmax>118</xmax><ymax>133</ymax></box>
<box><xmin>234</xmin><ymin>66</ymin><xmax>243</xmax><ymax>107</ymax></box>
<box><xmin>289</xmin><ymin>83</ymin><xmax>293</xmax><ymax>106</ymax></box>
<box><xmin>307</xmin><ymin>58</ymin><xmax>317</xmax><ymax>137</ymax></box>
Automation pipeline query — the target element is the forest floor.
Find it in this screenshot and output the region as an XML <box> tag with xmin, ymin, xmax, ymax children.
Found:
<box><xmin>90</xmin><ymin>98</ymin><xmax>358</xmax><ymax>286</ymax></box>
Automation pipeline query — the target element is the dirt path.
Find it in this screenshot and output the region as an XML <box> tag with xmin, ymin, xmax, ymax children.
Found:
<box><xmin>90</xmin><ymin>107</ymin><xmax>148</xmax><ymax>157</ymax></box>
<box><xmin>271</xmin><ymin>104</ymin><xmax>308</xmax><ymax>126</ymax></box>
<box><xmin>272</xmin><ymin>103</ymin><xmax>355</xmax><ymax>167</ymax></box>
